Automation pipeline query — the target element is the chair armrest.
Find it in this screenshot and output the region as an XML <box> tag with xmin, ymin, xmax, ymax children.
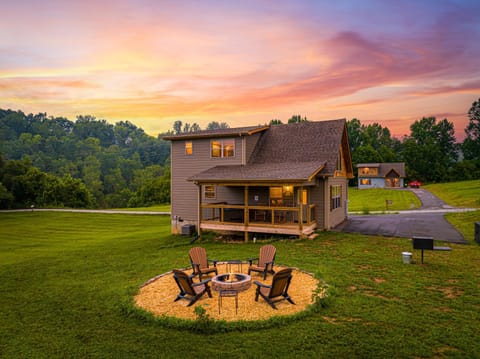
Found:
<box><xmin>253</xmin><ymin>280</ymin><xmax>271</xmax><ymax>289</ymax></box>
<box><xmin>433</xmin><ymin>246</ymin><xmax>452</xmax><ymax>251</ymax></box>
<box><xmin>194</xmin><ymin>278</ymin><xmax>212</xmax><ymax>287</ymax></box>
<box><xmin>248</xmin><ymin>257</ymin><xmax>258</xmax><ymax>265</ymax></box>
<box><xmin>263</xmin><ymin>260</ymin><xmax>274</xmax><ymax>268</ymax></box>
<box><xmin>208</xmin><ymin>259</ymin><xmax>218</xmax><ymax>266</ymax></box>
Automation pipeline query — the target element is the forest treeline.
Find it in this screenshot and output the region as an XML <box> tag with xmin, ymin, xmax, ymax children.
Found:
<box><xmin>1</xmin><ymin>98</ymin><xmax>479</xmax><ymax>209</ymax></box>
<box><xmin>0</xmin><ymin>110</ymin><xmax>171</xmax><ymax>209</ymax></box>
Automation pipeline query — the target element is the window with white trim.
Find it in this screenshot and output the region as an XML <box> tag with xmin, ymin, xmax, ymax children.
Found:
<box><xmin>330</xmin><ymin>185</ymin><xmax>342</xmax><ymax>210</ymax></box>
<box><xmin>211</xmin><ymin>139</ymin><xmax>235</xmax><ymax>158</ymax></box>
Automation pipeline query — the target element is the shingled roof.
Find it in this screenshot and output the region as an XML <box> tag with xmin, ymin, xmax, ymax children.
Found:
<box><xmin>190</xmin><ymin>119</ymin><xmax>349</xmax><ymax>183</ymax></box>
<box><xmin>163</xmin><ymin>125</ymin><xmax>269</xmax><ymax>141</ymax></box>
<box><xmin>357</xmin><ymin>162</ymin><xmax>406</xmax><ymax>177</ymax></box>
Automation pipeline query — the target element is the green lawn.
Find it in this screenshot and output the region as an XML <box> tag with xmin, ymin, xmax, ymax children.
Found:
<box><xmin>113</xmin><ymin>204</ymin><xmax>171</xmax><ymax>212</ymax></box>
<box><xmin>424</xmin><ymin>180</ymin><xmax>480</xmax><ymax>208</ymax></box>
<box><xmin>348</xmin><ymin>188</ymin><xmax>422</xmax><ymax>213</ymax></box>
<box><xmin>1</xmin><ymin>212</ymin><xmax>479</xmax><ymax>358</ymax></box>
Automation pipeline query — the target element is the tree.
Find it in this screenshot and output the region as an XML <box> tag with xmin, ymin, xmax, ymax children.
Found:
<box><xmin>287</xmin><ymin>115</ymin><xmax>308</xmax><ymax>123</ymax></box>
<box><xmin>346</xmin><ymin>118</ymin><xmax>362</xmax><ymax>152</ymax></box>
<box><xmin>0</xmin><ymin>182</ymin><xmax>13</xmax><ymax>208</ymax></box>
<box><xmin>74</xmin><ymin>115</ymin><xmax>115</xmax><ymax>147</ymax></box>
<box><xmin>190</xmin><ymin>123</ymin><xmax>201</xmax><ymax>132</ymax></box>
<box><xmin>401</xmin><ymin>117</ymin><xmax>457</xmax><ymax>182</ymax></box>
<box><xmin>81</xmin><ymin>155</ymin><xmax>103</xmax><ymax>206</ymax></box>
<box><xmin>269</xmin><ymin>119</ymin><xmax>283</xmax><ymax>125</ymax></box>
<box><xmin>0</xmin><ymin>108</ymin><xmax>172</xmax><ymax>208</ymax></box>
<box><xmin>206</xmin><ymin>121</ymin><xmax>229</xmax><ymax>130</ymax></box>
<box><xmin>173</xmin><ymin>120</ymin><xmax>183</xmax><ymax>134</ymax></box>
<box><xmin>462</xmin><ymin>97</ymin><xmax>480</xmax><ymax>160</ymax></box>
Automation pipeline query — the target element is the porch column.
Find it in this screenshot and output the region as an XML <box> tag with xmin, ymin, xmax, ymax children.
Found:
<box><xmin>244</xmin><ymin>186</ymin><xmax>249</xmax><ymax>242</ymax></box>
<box><xmin>298</xmin><ymin>186</ymin><xmax>304</xmax><ymax>234</ymax></box>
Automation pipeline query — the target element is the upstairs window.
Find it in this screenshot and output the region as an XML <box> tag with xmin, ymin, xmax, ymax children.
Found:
<box><xmin>359</xmin><ymin>167</ymin><xmax>378</xmax><ymax>176</ymax></box>
<box><xmin>330</xmin><ymin>185</ymin><xmax>342</xmax><ymax>211</ymax></box>
<box><xmin>185</xmin><ymin>141</ymin><xmax>193</xmax><ymax>155</ymax></box>
<box><xmin>211</xmin><ymin>139</ymin><xmax>235</xmax><ymax>158</ymax></box>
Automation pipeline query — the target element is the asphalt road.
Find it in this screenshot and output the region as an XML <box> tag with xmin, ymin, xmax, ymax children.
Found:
<box><xmin>336</xmin><ymin>188</ymin><xmax>470</xmax><ymax>244</ymax></box>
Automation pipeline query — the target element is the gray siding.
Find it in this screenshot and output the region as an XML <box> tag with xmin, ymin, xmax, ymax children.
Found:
<box><xmin>204</xmin><ymin>186</ymin><xmax>244</xmax><ymax>205</ymax></box>
<box><xmin>170</xmin><ymin>136</ymin><xmax>247</xmax><ymax>233</ymax></box>
<box><xmin>310</xmin><ymin>180</ymin><xmax>325</xmax><ymax>229</ymax></box>
<box><xmin>358</xmin><ymin>177</ymin><xmax>385</xmax><ymax>189</ymax></box>
<box><xmin>248</xmin><ymin>187</ymin><xmax>270</xmax><ymax>206</ymax></box>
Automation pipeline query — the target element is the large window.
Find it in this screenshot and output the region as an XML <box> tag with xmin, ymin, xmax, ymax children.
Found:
<box><xmin>330</xmin><ymin>185</ymin><xmax>342</xmax><ymax>210</ymax></box>
<box><xmin>360</xmin><ymin>179</ymin><xmax>371</xmax><ymax>185</ymax></box>
<box><xmin>269</xmin><ymin>186</ymin><xmax>295</xmax><ymax>206</ymax></box>
<box><xmin>211</xmin><ymin>139</ymin><xmax>235</xmax><ymax>158</ymax></box>
<box><xmin>204</xmin><ymin>185</ymin><xmax>216</xmax><ymax>199</ymax></box>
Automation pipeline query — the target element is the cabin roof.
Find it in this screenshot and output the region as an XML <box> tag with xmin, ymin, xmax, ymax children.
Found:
<box><xmin>357</xmin><ymin>162</ymin><xmax>406</xmax><ymax>177</ymax></box>
<box><xmin>162</xmin><ymin>125</ymin><xmax>269</xmax><ymax>141</ymax></box>
<box><xmin>189</xmin><ymin>119</ymin><xmax>349</xmax><ymax>183</ymax></box>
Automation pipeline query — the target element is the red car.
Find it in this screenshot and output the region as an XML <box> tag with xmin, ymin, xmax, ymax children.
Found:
<box><xmin>409</xmin><ymin>180</ymin><xmax>422</xmax><ymax>188</ymax></box>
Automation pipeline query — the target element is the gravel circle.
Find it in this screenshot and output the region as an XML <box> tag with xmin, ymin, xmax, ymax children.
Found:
<box><xmin>134</xmin><ymin>263</ymin><xmax>321</xmax><ymax>321</ymax></box>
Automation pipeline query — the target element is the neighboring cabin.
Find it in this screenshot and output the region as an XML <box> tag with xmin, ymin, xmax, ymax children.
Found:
<box><xmin>357</xmin><ymin>162</ymin><xmax>406</xmax><ymax>189</ymax></box>
<box><xmin>164</xmin><ymin>119</ymin><xmax>353</xmax><ymax>241</ymax></box>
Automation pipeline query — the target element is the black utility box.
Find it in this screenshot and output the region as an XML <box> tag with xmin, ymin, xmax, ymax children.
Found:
<box><xmin>181</xmin><ymin>224</ymin><xmax>196</xmax><ymax>236</ymax></box>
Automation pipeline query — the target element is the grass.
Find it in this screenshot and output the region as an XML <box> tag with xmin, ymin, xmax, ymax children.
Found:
<box><xmin>424</xmin><ymin>180</ymin><xmax>480</xmax><ymax>208</ymax></box>
<box><xmin>113</xmin><ymin>204</ymin><xmax>171</xmax><ymax>212</ymax></box>
<box><xmin>348</xmin><ymin>188</ymin><xmax>422</xmax><ymax>213</ymax></box>
<box><xmin>1</xmin><ymin>212</ymin><xmax>479</xmax><ymax>358</ymax></box>
<box><xmin>446</xmin><ymin>210</ymin><xmax>480</xmax><ymax>242</ymax></box>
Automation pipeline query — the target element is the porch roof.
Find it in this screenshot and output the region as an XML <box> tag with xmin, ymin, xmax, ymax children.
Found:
<box><xmin>189</xmin><ymin>161</ymin><xmax>326</xmax><ymax>184</ymax></box>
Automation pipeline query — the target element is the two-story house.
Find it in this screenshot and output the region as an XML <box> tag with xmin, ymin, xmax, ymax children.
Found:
<box><xmin>357</xmin><ymin>162</ymin><xmax>406</xmax><ymax>189</ymax></box>
<box><xmin>164</xmin><ymin>119</ymin><xmax>353</xmax><ymax>241</ymax></box>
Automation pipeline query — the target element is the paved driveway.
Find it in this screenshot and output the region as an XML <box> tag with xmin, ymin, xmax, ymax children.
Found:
<box><xmin>335</xmin><ymin>189</ymin><xmax>469</xmax><ymax>244</ymax></box>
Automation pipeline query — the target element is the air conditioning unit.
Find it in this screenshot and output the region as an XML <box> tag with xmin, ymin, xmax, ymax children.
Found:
<box><xmin>181</xmin><ymin>224</ymin><xmax>196</xmax><ymax>236</ymax></box>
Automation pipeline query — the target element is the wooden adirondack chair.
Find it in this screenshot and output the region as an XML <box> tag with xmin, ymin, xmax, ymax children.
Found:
<box><xmin>173</xmin><ymin>269</ymin><xmax>212</xmax><ymax>306</ymax></box>
<box><xmin>254</xmin><ymin>268</ymin><xmax>295</xmax><ymax>309</ymax></box>
<box><xmin>248</xmin><ymin>244</ymin><xmax>276</xmax><ymax>279</ymax></box>
<box><xmin>189</xmin><ymin>247</ymin><xmax>218</xmax><ymax>281</ymax></box>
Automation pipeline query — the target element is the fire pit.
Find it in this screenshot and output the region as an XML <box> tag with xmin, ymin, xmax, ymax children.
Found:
<box><xmin>211</xmin><ymin>273</ymin><xmax>252</xmax><ymax>292</ymax></box>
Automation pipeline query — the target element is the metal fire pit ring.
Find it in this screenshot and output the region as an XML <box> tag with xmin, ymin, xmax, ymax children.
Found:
<box><xmin>211</xmin><ymin>273</ymin><xmax>252</xmax><ymax>292</ymax></box>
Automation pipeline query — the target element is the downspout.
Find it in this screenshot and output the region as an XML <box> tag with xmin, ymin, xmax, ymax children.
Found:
<box><xmin>197</xmin><ymin>183</ymin><xmax>202</xmax><ymax>238</ymax></box>
<box><xmin>324</xmin><ymin>177</ymin><xmax>330</xmax><ymax>230</ymax></box>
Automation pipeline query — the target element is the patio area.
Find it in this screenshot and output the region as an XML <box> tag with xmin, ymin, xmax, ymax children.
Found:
<box><xmin>134</xmin><ymin>263</ymin><xmax>321</xmax><ymax>321</ymax></box>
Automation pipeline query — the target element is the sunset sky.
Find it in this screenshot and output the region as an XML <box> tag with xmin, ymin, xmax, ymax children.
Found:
<box><xmin>1</xmin><ymin>0</ymin><xmax>480</xmax><ymax>140</ymax></box>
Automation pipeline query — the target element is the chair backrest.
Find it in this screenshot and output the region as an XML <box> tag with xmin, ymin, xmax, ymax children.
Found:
<box><xmin>268</xmin><ymin>268</ymin><xmax>292</xmax><ymax>298</ymax></box>
<box><xmin>189</xmin><ymin>247</ymin><xmax>208</xmax><ymax>269</ymax></box>
<box><xmin>258</xmin><ymin>245</ymin><xmax>276</xmax><ymax>269</ymax></box>
<box><xmin>173</xmin><ymin>269</ymin><xmax>196</xmax><ymax>296</ymax></box>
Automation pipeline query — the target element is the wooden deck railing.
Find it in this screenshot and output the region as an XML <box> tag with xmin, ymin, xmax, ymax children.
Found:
<box><xmin>200</xmin><ymin>203</ymin><xmax>316</xmax><ymax>227</ymax></box>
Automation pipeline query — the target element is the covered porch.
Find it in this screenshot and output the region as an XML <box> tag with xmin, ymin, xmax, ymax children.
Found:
<box><xmin>197</xmin><ymin>184</ymin><xmax>317</xmax><ymax>240</ymax></box>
